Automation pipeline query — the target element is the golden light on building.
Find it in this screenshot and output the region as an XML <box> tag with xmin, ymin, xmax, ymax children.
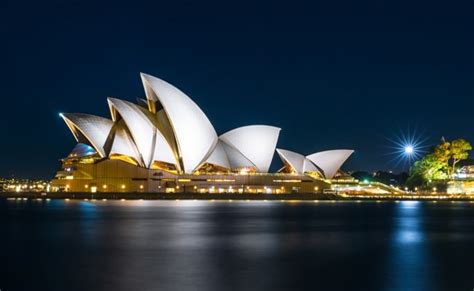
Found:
<box><xmin>50</xmin><ymin>73</ymin><xmax>356</xmax><ymax>195</ymax></box>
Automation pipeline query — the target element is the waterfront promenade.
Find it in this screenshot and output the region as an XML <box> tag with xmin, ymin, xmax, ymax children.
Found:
<box><xmin>2</xmin><ymin>191</ymin><xmax>474</xmax><ymax>201</ymax></box>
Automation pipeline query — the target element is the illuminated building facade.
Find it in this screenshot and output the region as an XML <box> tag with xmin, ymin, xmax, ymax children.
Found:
<box><xmin>51</xmin><ymin>73</ymin><xmax>353</xmax><ymax>193</ymax></box>
<box><xmin>448</xmin><ymin>165</ymin><xmax>474</xmax><ymax>194</ymax></box>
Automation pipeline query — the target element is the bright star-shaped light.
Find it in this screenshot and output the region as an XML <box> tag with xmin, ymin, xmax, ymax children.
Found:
<box><xmin>404</xmin><ymin>145</ymin><xmax>414</xmax><ymax>154</ymax></box>
<box><xmin>384</xmin><ymin>127</ymin><xmax>429</xmax><ymax>170</ymax></box>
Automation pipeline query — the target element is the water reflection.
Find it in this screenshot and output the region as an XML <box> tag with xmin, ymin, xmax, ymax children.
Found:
<box><xmin>395</xmin><ymin>201</ymin><xmax>424</xmax><ymax>244</ymax></box>
<box><xmin>385</xmin><ymin>201</ymin><xmax>433</xmax><ymax>291</ymax></box>
<box><xmin>78</xmin><ymin>201</ymin><xmax>100</xmax><ymax>244</ymax></box>
<box><xmin>2</xmin><ymin>200</ymin><xmax>474</xmax><ymax>291</ymax></box>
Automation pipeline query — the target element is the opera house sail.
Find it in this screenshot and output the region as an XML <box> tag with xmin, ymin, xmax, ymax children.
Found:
<box><xmin>51</xmin><ymin>73</ymin><xmax>353</xmax><ymax>193</ymax></box>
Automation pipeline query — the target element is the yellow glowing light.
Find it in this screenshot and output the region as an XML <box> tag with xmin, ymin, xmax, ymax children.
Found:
<box><xmin>103</xmin><ymin>185</ymin><xmax>107</xmax><ymax>189</ymax></box>
<box><xmin>273</xmin><ymin>179</ymin><xmax>302</xmax><ymax>183</ymax></box>
<box><xmin>238</xmin><ymin>168</ymin><xmax>250</xmax><ymax>175</ymax></box>
<box><xmin>206</xmin><ymin>179</ymin><xmax>235</xmax><ymax>182</ymax></box>
<box><xmin>121</xmin><ymin>184</ymin><xmax>126</xmax><ymax>189</ymax></box>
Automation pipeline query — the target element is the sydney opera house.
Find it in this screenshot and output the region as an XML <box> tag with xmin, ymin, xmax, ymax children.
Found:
<box><xmin>51</xmin><ymin>73</ymin><xmax>353</xmax><ymax>194</ymax></box>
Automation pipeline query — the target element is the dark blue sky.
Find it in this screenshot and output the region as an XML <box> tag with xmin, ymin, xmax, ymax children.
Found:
<box><xmin>1</xmin><ymin>0</ymin><xmax>473</xmax><ymax>178</ymax></box>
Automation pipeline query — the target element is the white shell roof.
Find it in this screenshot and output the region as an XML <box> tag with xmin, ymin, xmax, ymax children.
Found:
<box><xmin>276</xmin><ymin>148</ymin><xmax>323</xmax><ymax>175</ymax></box>
<box><xmin>107</xmin><ymin>98</ymin><xmax>156</xmax><ymax>167</ymax></box>
<box><xmin>221</xmin><ymin>141</ymin><xmax>256</xmax><ymax>170</ymax></box>
<box><xmin>220</xmin><ymin>125</ymin><xmax>281</xmax><ymax>173</ymax></box>
<box><xmin>61</xmin><ymin>113</ymin><xmax>113</xmax><ymax>158</ymax></box>
<box><xmin>204</xmin><ymin>140</ymin><xmax>231</xmax><ymax>169</ymax></box>
<box><xmin>306</xmin><ymin>149</ymin><xmax>354</xmax><ymax>179</ymax></box>
<box><xmin>109</xmin><ymin>122</ymin><xmax>142</xmax><ymax>165</ymax></box>
<box><xmin>60</xmin><ymin>74</ymin><xmax>356</xmax><ymax>178</ymax></box>
<box><xmin>303</xmin><ymin>158</ymin><xmax>320</xmax><ymax>174</ymax></box>
<box><xmin>276</xmin><ymin>149</ymin><xmax>305</xmax><ymax>173</ymax></box>
<box><xmin>141</xmin><ymin>73</ymin><xmax>217</xmax><ymax>173</ymax></box>
<box><xmin>152</xmin><ymin>128</ymin><xmax>178</xmax><ymax>166</ymax></box>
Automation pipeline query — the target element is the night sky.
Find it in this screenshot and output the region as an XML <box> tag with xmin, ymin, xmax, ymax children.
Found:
<box><xmin>1</xmin><ymin>0</ymin><xmax>473</xmax><ymax>178</ymax></box>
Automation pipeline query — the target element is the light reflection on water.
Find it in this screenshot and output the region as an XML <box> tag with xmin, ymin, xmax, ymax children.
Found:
<box><xmin>395</xmin><ymin>201</ymin><xmax>424</xmax><ymax>244</ymax></box>
<box><xmin>1</xmin><ymin>200</ymin><xmax>474</xmax><ymax>291</ymax></box>
<box><xmin>384</xmin><ymin>201</ymin><xmax>434</xmax><ymax>291</ymax></box>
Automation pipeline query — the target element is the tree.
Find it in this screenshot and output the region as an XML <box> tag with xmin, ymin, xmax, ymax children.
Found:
<box><xmin>448</xmin><ymin>139</ymin><xmax>472</xmax><ymax>178</ymax></box>
<box><xmin>408</xmin><ymin>153</ymin><xmax>447</xmax><ymax>185</ymax></box>
<box><xmin>434</xmin><ymin>137</ymin><xmax>450</xmax><ymax>165</ymax></box>
<box><xmin>407</xmin><ymin>137</ymin><xmax>472</xmax><ymax>186</ymax></box>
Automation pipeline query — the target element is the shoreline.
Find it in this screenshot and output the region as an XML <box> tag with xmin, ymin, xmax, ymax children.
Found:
<box><xmin>2</xmin><ymin>192</ymin><xmax>474</xmax><ymax>202</ymax></box>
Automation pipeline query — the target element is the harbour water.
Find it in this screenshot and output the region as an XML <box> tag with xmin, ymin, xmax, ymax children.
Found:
<box><xmin>1</xmin><ymin>199</ymin><xmax>474</xmax><ymax>291</ymax></box>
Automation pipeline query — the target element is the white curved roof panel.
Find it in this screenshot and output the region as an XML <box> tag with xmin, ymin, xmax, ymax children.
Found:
<box><xmin>141</xmin><ymin>73</ymin><xmax>217</xmax><ymax>173</ymax></box>
<box><xmin>107</xmin><ymin>98</ymin><xmax>156</xmax><ymax>167</ymax></box>
<box><xmin>152</xmin><ymin>129</ymin><xmax>178</xmax><ymax>166</ymax></box>
<box><xmin>109</xmin><ymin>122</ymin><xmax>142</xmax><ymax>165</ymax></box>
<box><xmin>276</xmin><ymin>148</ymin><xmax>323</xmax><ymax>175</ymax></box>
<box><xmin>220</xmin><ymin>125</ymin><xmax>281</xmax><ymax>173</ymax></box>
<box><xmin>221</xmin><ymin>141</ymin><xmax>256</xmax><ymax>170</ymax></box>
<box><xmin>61</xmin><ymin>113</ymin><xmax>113</xmax><ymax>158</ymax></box>
<box><xmin>302</xmin><ymin>158</ymin><xmax>321</xmax><ymax>174</ymax></box>
<box><xmin>306</xmin><ymin>149</ymin><xmax>354</xmax><ymax>179</ymax></box>
<box><xmin>276</xmin><ymin>148</ymin><xmax>305</xmax><ymax>173</ymax></box>
<box><xmin>204</xmin><ymin>141</ymin><xmax>231</xmax><ymax>169</ymax></box>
